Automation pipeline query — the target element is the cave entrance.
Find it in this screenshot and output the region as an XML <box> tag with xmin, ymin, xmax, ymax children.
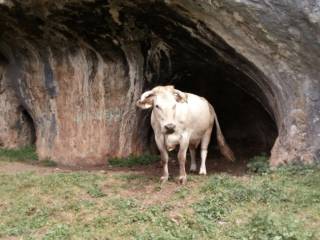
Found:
<box><xmin>146</xmin><ymin>42</ymin><xmax>278</xmax><ymax>173</ymax></box>
<box><xmin>135</xmin><ymin>5</ymin><xmax>279</xmax><ymax>171</ymax></box>
<box><xmin>19</xmin><ymin>106</ymin><xmax>36</xmax><ymax>146</ymax></box>
<box><xmin>172</xmin><ymin>65</ymin><xmax>278</xmax><ymax>158</ymax></box>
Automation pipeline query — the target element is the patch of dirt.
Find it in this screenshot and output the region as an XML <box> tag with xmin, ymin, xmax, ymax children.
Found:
<box><xmin>141</xmin><ymin>182</ymin><xmax>179</xmax><ymax>205</ymax></box>
<box><xmin>0</xmin><ymin>149</ymin><xmax>250</xmax><ymax>177</ymax></box>
<box><xmin>0</xmin><ymin>161</ymin><xmax>71</xmax><ymax>175</ymax></box>
<box><xmin>106</xmin><ymin>153</ymin><xmax>249</xmax><ymax>178</ymax></box>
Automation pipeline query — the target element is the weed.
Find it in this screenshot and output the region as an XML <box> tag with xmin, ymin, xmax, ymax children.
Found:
<box><xmin>247</xmin><ymin>153</ymin><xmax>270</xmax><ymax>174</ymax></box>
<box><xmin>39</xmin><ymin>158</ymin><xmax>57</xmax><ymax>167</ymax></box>
<box><xmin>0</xmin><ymin>146</ymin><xmax>57</xmax><ymax>167</ymax></box>
<box><xmin>275</xmin><ymin>163</ymin><xmax>320</xmax><ymax>176</ymax></box>
<box><xmin>194</xmin><ymin>194</ymin><xmax>230</xmax><ymax>221</ymax></box>
<box><xmin>108</xmin><ymin>154</ymin><xmax>160</xmax><ymax>167</ymax></box>
<box><xmin>193</xmin><ymin>176</ymin><xmax>241</xmax><ymax>222</ymax></box>
<box><xmin>87</xmin><ymin>184</ymin><xmax>106</xmax><ymax>198</ymax></box>
<box><xmin>174</xmin><ymin>186</ymin><xmax>190</xmax><ymax>199</ymax></box>
<box><xmin>0</xmin><ymin>146</ymin><xmax>38</xmax><ymax>162</ymax></box>
<box><xmin>43</xmin><ymin>224</ymin><xmax>71</xmax><ymax>240</ymax></box>
<box><xmin>116</xmin><ymin>173</ymin><xmax>153</xmax><ymax>190</ymax></box>
<box><xmin>231</xmin><ymin>211</ymin><xmax>315</xmax><ymax>240</ymax></box>
<box><xmin>116</xmin><ymin>174</ymin><xmax>146</xmax><ymax>181</ymax></box>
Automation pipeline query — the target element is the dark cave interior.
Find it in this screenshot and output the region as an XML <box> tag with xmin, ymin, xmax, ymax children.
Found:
<box><xmin>134</xmin><ymin>3</ymin><xmax>278</xmax><ymax>160</ymax></box>
<box><xmin>19</xmin><ymin>106</ymin><xmax>37</xmax><ymax>146</ymax></box>
<box><xmin>175</xmin><ymin>66</ymin><xmax>277</xmax><ymax>158</ymax></box>
<box><xmin>147</xmin><ymin>50</ymin><xmax>278</xmax><ymax>160</ymax></box>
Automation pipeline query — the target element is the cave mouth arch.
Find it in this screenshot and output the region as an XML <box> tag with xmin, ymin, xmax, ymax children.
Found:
<box><xmin>146</xmin><ymin>58</ymin><xmax>278</xmax><ymax>169</ymax></box>
<box><xmin>142</xmin><ymin>37</ymin><xmax>278</xmax><ymax>169</ymax></box>
<box><xmin>132</xmin><ymin>3</ymin><xmax>279</xmax><ymax>169</ymax></box>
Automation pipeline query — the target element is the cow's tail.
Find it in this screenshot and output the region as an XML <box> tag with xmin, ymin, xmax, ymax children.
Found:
<box><xmin>214</xmin><ymin>113</ymin><xmax>236</xmax><ymax>161</ymax></box>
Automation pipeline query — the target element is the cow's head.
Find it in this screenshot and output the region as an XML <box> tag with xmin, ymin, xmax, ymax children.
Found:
<box><xmin>136</xmin><ymin>85</ymin><xmax>188</xmax><ymax>134</ymax></box>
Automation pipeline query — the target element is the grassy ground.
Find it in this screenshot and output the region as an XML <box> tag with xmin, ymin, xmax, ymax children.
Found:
<box><xmin>0</xmin><ymin>148</ymin><xmax>319</xmax><ymax>239</ymax></box>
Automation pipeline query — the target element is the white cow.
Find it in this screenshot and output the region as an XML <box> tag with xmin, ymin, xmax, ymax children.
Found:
<box><xmin>137</xmin><ymin>85</ymin><xmax>235</xmax><ymax>184</ymax></box>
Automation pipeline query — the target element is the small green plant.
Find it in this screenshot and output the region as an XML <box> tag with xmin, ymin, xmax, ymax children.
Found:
<box><xmin>194</xmin><ymin>175</ymin><xmax>252</xmax><ymax>222</ymax></box>
<box><xmin>116</xmin><ymin>174</ymin><xmax>150</xmax><ymax>181</ymax></box>
<box><xmin>247</xmin><ymin>153</ymin><xmax>270</xmax><ymax>174</ymax></box>
<box><xmin>39</xmin><ymin>158</ymin><xmax>58</xmax><ymax>167</ymax></box>
<box><xmin>194</xmin><ymin>194</ymin><xmax>230</xmax><ymax>221</ymax></box>
<box><xmin>108</xmin><ymin>154</ymin><xmax>160</xmax><ymax>167</ymax></box>
<box><xmin>0</xmin><ymin>146</ymin><xmax>38</xmax><ymax>162</ymax></box>
<box><xmin>231</xmin><ymin>211</ymin><xmax>315</xmax><ymax>240</ymax></box>
<box><xmin>174</xmin><ymin>187</ymin><xmax>190</xmax><ymax>199</ymax></box>
<box><xmin>43</xmin><ymin>224</ymin><xmax>71</xmax><ymax>240</ymax></box>
<box><xmin>87</xmin><ymin>184</ymin><xmax>106</xmax><ymax>198</ymax></box>
<box><xmin>0</xmin><ymin>147</ymin><xmax>59</xmax><ymax>167</ymax></box>
<box><xmin>275</xmin><ymin>163</ymin><xmax>320</xmax><ymax>176</ymax></box>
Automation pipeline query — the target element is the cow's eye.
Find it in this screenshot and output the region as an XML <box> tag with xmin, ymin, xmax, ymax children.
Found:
<box><xmin>155</xmin><ymin>104</ymin><xmax>160</xmax><ymax>109</ymax></box>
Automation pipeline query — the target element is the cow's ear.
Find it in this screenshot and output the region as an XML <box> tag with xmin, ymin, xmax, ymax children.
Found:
<box><xmin>174</xmin><ymin>90</ymin><xmax>188</xmax><ymax>103</ymax></box>
<box><xmin>136</xmin><ymin>90</ymin><xmax>155</xmax><ymax>109</ymax></box>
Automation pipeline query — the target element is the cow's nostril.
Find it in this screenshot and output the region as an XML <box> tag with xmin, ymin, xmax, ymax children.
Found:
<box><xmin>165</xmin><ymin>124</ymin><xmax>176</xmax><ymax>132</ymax></box>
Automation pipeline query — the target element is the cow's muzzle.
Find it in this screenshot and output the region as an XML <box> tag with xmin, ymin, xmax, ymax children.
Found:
<box><xmin>164</xmin><ymin>123</ymin><xmax>176</xmax><ymax>134</ymax></box>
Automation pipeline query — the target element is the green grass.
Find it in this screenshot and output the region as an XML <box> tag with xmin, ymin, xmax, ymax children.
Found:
<box><xmin>0</xmin><ymin>155</ymin><xmax>319</xmax><ymax>239</ymax></box>
<box><xmin>0</xmin><ymin>146</ymin><xmax>60</xmax><ymax>167</ymax></box>
<box><xmin>230</xmin><ymin>211</ymin><xmax>315</xmax><ymax>240</ymax></box>
<box><xmin>108</xmin><ymin>154</ymin><xmax>160</xmax><ymax>167</ymax></box>
<box><xmin>246</xmin><ymin>153</ymin><xmax>270</xmax><ymax>174</ymax></box>
<box><xmin>0</xmin><ymin>146</ymin><xmax>38</xmax><ymax>162</ymax></box>
<box><xmin>39</xmin><ymin>158</ymin><xmax>58</xmax><ymax>167</ymax></box>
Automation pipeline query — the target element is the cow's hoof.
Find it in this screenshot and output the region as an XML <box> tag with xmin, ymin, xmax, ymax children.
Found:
<box><xmin>199</xmin><ymin>169</ymin><xmax>207</xmax><ymax>175</ymax></box>
<box><xmin>178</xmin><ymin>175</ymin><xmax>187</xmax><ymax>185</ymax></box>
<box><xmin>190</xmin><ymin>164</ymin><xmax>197</xmax><ymax>172</ymax></box>
<box><xmin>160</xmin><ymin>176</ymin><xmax>168</xmax><ymax>184</ymax></box>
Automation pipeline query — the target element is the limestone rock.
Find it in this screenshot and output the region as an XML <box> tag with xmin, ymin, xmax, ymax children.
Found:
<box><xmin>0</xmin><ymin>63</ymin><xmax>35</xmax><ymax>148</ymax></box>
<box><xmin>0</xmin><ymin>0</ymin><xmax>318</xmax><ymax>166</ymax></box>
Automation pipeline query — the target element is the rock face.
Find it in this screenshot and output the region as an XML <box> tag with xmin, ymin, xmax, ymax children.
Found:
<box><xmin>0</xmin><ymin>59</ymin><xmax>35</xmax><ymax>148</ymax></box>
<box><xmin>0</xmin><ymin>0</ymin><xmax>319</xmax><ymax>166</ymax></box>
<box><xmin>0</xmin><ymin>1</ymin><xmax>147</xmax><ymax>165</ymax></box>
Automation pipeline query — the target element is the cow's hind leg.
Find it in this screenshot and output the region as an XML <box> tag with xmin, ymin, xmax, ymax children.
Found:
<box><xmin>199</xmin><ymin>127</ymin><xmax>213</xmax><ymax>175</ymax></box>
<box><xmin>178</xmin><ymin>141</ymin><xmax>189</xmax><ymax>184</ymax></box>
<box><xmin>189</xmin><ymin>147</ymin><xmax>197</xmax><ymax>172</ymax></box>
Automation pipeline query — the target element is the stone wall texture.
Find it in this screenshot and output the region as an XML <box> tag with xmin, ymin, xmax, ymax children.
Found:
<box><xmin>0</xmin><ymin>0</ymin><xmax>319</xmax><ymax>166</ymax></box>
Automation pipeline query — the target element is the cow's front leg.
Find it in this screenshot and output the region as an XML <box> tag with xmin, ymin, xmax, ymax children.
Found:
<box><xmin>155</xmin><ymin>134</ymin><xmax>169</xmax><ymax>183</ymax></box>
<box><xmin>160</xmin><ymin>150</ymin><xmax>169</xmax><ymax>183</ymax></box>
<box><xmin>178</xmin><ymin>142</ymin><xmax>189</xmax><ymax>185</ymax></box>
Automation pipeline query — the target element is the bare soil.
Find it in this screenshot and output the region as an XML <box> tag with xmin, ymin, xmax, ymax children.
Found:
<box><xmin>0</xmin><ymin>150</ymin><xmax>249</xmax><ymax>176</ymax></box>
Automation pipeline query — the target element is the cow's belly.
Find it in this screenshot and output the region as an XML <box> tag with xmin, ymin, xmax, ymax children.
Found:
<box><xmin>190</xmin><ymin>130</ymin><xmax>205</xmax><ymax>143</ymax></box>
<box><xmin>165</xmin><ymin>134</ymin><xmax>180</xmax><ymax>151</ymax></box>
<box><xmin>189</xmin><ymin>131</ymin><xmax>205</xmax><ymax>147</ymax></box>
